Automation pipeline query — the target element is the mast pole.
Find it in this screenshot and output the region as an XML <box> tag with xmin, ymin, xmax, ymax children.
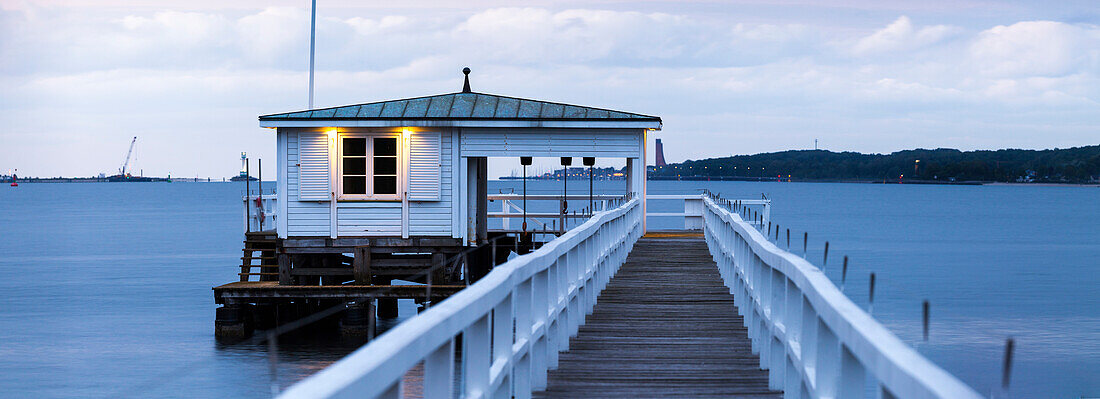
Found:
<box><xmin>308</xmin><ymin>0</ymin><xmax>316</xmax><ymax>109</ymax></box>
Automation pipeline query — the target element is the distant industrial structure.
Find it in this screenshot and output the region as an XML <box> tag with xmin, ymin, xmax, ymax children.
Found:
<box><xmin>655</xmin><ymin>138</ymin><xmax>667</xmax><ymax>167</ymax></box>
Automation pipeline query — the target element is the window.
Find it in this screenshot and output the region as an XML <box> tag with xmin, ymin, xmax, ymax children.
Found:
<box><xmin>338</xmin><ymin>134</ymin><xmax>400</xmax><ymax>200</ymax></box>
<box><xmin>342</xmin><ymin>138</ymin><xmax>367</xmax><ymax>194</ymax></box>
<box><xmin>373</xmin><ymin>137</ymin><xmax>397</xmax><ymax>195</ymax></box>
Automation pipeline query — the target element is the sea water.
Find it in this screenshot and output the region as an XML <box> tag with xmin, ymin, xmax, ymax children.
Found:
<box><xmin>0</xmin><ymin>181</ymin><xmax>1096</xmax><ymax>398</ymax></box>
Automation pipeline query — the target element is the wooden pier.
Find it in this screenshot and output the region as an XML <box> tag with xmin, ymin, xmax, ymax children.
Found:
<box><xmin>276</xmin><ymin>196</ymin><xmax>983</xmax><ymax>399</ymax></box>
<box><xmin>534</xmin><ymin>234</ymin><xmax>780</xmax><ymax>398</ymax></box>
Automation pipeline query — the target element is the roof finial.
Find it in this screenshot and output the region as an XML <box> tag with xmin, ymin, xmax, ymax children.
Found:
<box><xmin>462</xmin><ymin>67</ymin><xmax>472</xmax><ymax>93</ymax></box>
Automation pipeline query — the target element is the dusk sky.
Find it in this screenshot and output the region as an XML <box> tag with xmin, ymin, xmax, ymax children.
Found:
<box><xmin>2</xmin><ymin>0</ymin><xmax>1098</xmax><ymax>178</ymax></box>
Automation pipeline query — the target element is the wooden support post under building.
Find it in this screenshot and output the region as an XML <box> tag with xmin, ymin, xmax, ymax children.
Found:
<box><xmin>278</xmin><ymin>253</ymin><xmax>292</xmax><ymax>285</ymax></box>
<box><xmin>432</xmin><ymin>252</ymin><xmax>445</xmax><ymax>285</ymax></box>
<box><xmin>353</xmin><ymin>245</ymin><xmax>372</xmax><ymax>284</ymax></box>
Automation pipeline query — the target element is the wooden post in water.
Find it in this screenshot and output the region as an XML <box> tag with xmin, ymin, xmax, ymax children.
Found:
<box><xmin>869</xmin><ymin>272</ymin><xmax>876</xmax><ymax>314</ymax></box>
<box><xmin>841</xmin><ymin>256</ymin><xmax>849</xmax><ymax>290</ymax></box>
<box><xmin>1002</xmin><ymin>338</ymin><xmax>1015</xmax><ymax>391</ymax></box>
<box><xmin>922</xmin><ymin>300</ymin><xmax>930</xmax><ymax>341</ymax></box>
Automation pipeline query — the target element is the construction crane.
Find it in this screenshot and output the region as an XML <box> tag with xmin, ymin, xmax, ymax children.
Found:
<box><xmin>119</xmin><ymin>136</ymin><xmax>137</xmax><ymax>177</ymax></box>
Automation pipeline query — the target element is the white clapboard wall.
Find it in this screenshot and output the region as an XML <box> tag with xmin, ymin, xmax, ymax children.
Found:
<box><xmin>282</xmin><ymin>130</ymin><xmax>453</xmax><ymax>238</ymax></box>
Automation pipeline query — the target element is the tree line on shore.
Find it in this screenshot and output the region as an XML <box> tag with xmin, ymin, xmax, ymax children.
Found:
<box><xmin>650</xmin><ymin>145</ymin><xmax>1100</xmax><ymax>183</ymax></box>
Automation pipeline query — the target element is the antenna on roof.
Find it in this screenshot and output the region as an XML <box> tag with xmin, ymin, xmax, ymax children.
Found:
<box><xmin>462</xmin><ymin>67</ymin><xmax>472</xmax><ymax>93</ymax></box>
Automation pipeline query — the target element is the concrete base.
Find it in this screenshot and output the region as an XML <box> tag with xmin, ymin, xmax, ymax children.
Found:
<box><xmin>215</xmin><ymin>305</ymin><xmax>253</xmax><ymax>339</ymax></box>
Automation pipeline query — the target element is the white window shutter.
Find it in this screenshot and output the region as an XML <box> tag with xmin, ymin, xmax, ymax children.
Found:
<box><xmin>407</xmin><ymin>131</ymin><xmax>442</xmax><ymax>201</ymax></box>
<box><xmin>298</xmin><ymin>131</ymin><xmax>331</xmax><ymax>201</ymax></box>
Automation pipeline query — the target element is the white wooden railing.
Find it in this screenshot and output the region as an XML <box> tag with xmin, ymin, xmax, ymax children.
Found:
<box><xmin>278</xmin><ymin>198</ymin><xmax>643</xmax><ymax>399</ymax></box>
<box><xmin>648</xmin><ymin>194</ymin><xmax>770</xmax><ymax>230</ymax></box>
<box><xmin>487</xmin><ymin>194</ymin><xmax>622</xmax><ymax>233</ymax></box>
<box><xmin>245</xmin><ymin>194</ymin><xmax>277</xmax><ymax>233</ymax></box>
<box><xmin>702</xmin><ymin>196</ymin><xmax>981</xmax><ymax>398</ymax></box>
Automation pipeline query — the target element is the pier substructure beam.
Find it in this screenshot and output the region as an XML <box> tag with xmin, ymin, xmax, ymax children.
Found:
<box><xmin>340</xmin><ymin>300</ymin><xmax>377</xmax><ymax>338</ymax></box>
<box><xmin>215</xmin><ymin>304</ymin><xmax>254</xmax><ymax>340</ymax></box>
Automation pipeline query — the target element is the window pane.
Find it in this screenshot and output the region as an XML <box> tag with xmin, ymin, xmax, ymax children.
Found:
<box><xmin>343</xmin><ymin>157</ymin><xmax>366</xmax><ymax>175</ymax></box>
<box><xmin>374</xmin><ymin>157</ymin><xmax>397</xmax><ymax>175</ymax></box>
<box><xmin>343</xmin><ymin>138</ymin><xmax>366</xmax><ymax>156</ymax></box>
<box><xmin>374</xmin><ymin>137</ymin><xmax>397</xmax><ymax>156</ymax></box>
<box><xmin>374</xmin><ymin>176</ymin><xmax>397</xmax><ymax>195</ymax></box>
<box><xmin>343</xmin><ymin>176</ymin><xmax>366</xmax><ymax>194</ymax></box>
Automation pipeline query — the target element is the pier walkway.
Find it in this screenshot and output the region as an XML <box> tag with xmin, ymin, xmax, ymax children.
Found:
<box><xmin>535</xmin><ymin>234</ymin><xmax>779</xmax><ymax>398</ymax></box>
<box><xmin>278</xmin><ymin>195</ymin><xmax>983</xmax><ymax>399</ymax></box>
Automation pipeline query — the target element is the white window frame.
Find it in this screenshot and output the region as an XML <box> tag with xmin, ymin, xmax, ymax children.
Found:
<box><xmin>336</xmin><ymin>132</ymin><xmax>402</xmax><ymax>201</ymax></box>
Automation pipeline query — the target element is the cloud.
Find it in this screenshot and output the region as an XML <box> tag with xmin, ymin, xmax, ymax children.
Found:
<box><xmin>1</xmin><ymin>5</ymin><xmax>1099</xmax><ymax>177</ymax></box>
<box><xmin>970</xmin><ymin>20</ymin><xmax>1100</xmax><ymax>78</ymax></box>
<box><xmin>851</xmin><ymin>16</ymin><xmax>960</xmax><ymax>55</ymax></box>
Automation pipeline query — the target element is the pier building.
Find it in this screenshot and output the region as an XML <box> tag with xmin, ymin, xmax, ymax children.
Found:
<box><xmin>213</xmin><ymin>69</ymin><xmax>661</xmax><ymax>338</ymax></box>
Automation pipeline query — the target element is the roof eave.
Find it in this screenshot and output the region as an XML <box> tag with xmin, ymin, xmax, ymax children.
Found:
<box><xmin>259</xmin><ymin>119</ymin><xmax>662</xmax><ymax>130</ymax></box>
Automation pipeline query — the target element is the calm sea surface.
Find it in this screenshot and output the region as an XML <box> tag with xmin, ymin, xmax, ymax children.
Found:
<box><xmin>0</xmin><ymin>181</ymin><xmax>1096</xmax><ymax>398</ymax></box>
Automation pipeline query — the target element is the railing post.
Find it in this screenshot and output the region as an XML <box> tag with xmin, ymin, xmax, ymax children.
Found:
<box><xmin>800</xmin><ymin>298</ymin><xmax>818</xmax><ymax>389</ymax></box>
<box><xmin>464</xmin><ymin>314</ymin><xmax>492</xmax><ymax>397</ymax></box>
<box><xmin>378</xmin><ymin>381</ymin><xmax>402</xmax><ymax>399</ymax></box>
<box><xmin>502</xmin><ymin>199</ymin><xmax>510</xmax><ymax>231</ymax></box>
<box><xmin>423</xmin><ymin>337</ymin><xmax>456</xmax><ymax>399</ymax></box>
<box><xmin>493</xmin><ymin>293</ymin><xmax>514</xmax><ymax>398</ymax></box>
<box><xmin>567</xmin><ymin>247</ymin><xmax>581</xmax><ymax>338</ymax></box>
<box><xmin>514</xmin><ymin>279</ymin><xmax>534</xmax><ymax>399</ymax></box>
<box><xmin>815</xmin><ymin>320</ymin><xmax>840</xmax><ymax>397</ymax></box>
<box><xmin>838</xmin><ymin>345</ymin><xmax>866</xmax><ymax>399</ymax></box>
<box><xmin>531</xmin><ymin>268</ymin><xmax>549</xmax><ymax>390</ymax></box>
<box><xmin>763</xmin><ymin>200</ymin><xmax>771</xmax><ymax>228</ymax></box>
<box><xmin>556</xmin><ymin>252</ymin><xmax>571</xmax><ymax>351</ymax></box>
<box><xmin>545</xmin><ymin>260</ymin><xmax>561</xmax><ymax>370</ymax></box>
<box><xmin>768</xmin><ymin>269</ymin><xmax>786</xmax><ymax>390</ymax></box>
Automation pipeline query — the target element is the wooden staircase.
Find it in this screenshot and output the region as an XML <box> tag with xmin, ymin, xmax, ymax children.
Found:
<box><xmin>239</xmin><ymin>230</ymin><xmax>278</xmax><ymax>281</ymax></box>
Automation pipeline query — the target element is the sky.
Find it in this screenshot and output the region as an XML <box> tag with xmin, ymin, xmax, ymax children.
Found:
<box><xmin>1</xmin><ymin>0</ymin><xmax>1098</xmax><ymax>179</ymax></box>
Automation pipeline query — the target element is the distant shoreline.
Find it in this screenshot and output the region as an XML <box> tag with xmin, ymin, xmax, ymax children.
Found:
<box><xmin>985</xmin><ymin>182</ymin><xmax>1100</xmax><ymax>187</ymax></box>
<box><xmin>5</xmin><ymin>177</ymin><xmax>219</xmax><ymax>183</ymax></box>
<box><xmin>7</xmin><ymin>177</ymin><xmax>1098</xmax><ymax>187</ymax></box>
<box><xmin>645</xmin><ymin>176</ymin><xmax>1100</xmax><ymax>186</ymax></box>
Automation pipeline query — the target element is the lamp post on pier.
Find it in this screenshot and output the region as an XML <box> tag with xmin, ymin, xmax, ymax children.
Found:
<box><xmin>583</xmin><ymin>157</ymin><xmax>595</xmax><ymax>214</ymax></box>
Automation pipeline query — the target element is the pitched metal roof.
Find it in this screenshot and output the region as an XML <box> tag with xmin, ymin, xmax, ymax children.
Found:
<box><xmin>259</xmin><ymin>92</ymin><xmax>661</xmax><ymax>123</ymax></box>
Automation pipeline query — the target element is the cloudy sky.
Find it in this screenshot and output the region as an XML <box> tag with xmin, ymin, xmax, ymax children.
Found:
<box><xmin>2</xmin><ymin>0</ymin><xmax>1098</xmax><ymax>178</ymax></box>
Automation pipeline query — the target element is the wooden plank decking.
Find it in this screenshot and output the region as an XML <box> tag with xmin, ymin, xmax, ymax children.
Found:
<box><xmin>534</xmin><ymin>235</ymin><xmax>781</xmax><ymax>398</ymax></box>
